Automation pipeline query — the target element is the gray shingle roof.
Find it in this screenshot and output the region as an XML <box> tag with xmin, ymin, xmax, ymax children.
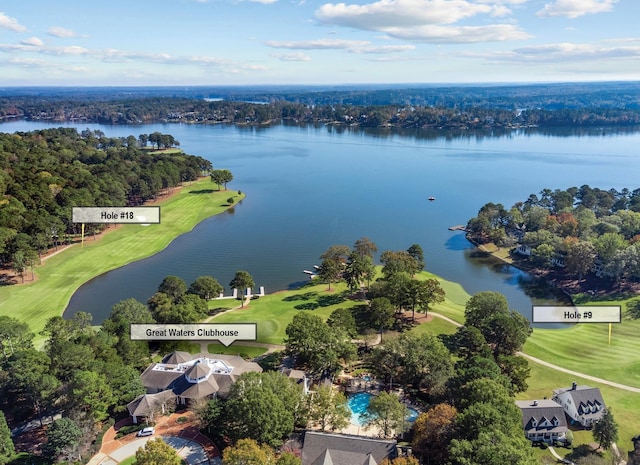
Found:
<box><xmin>140</xmin><ymin>352</ymin><xmax>262</xmax><ymax>400</ymax></box>
<box><xmin>515</xmin><ymin>400</ymin><xmax>568</xmax><ymax>434</ymax></box>
<box><xmin>553</xmin><ymin>385</ymin><xmax>606</xmax><ymax>420</ymax></box>
<box><xmin>127</xmin><ymin>391</ymin><xmax>177</xmax><ymax>417</ymax></box>
<box><xmin>302</xmin><ymin>431</ymin><xmax>396</xmax><ymax>465</ymax></box>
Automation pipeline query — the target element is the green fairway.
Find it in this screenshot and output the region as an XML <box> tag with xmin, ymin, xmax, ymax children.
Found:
<box><xmin>524</xmin><ymin>301</ymin><xmax>640</xmax><ymax>388</ymax></box>
<box><xmin>0</xmin><ymin>177</ymin><xmax>243</xmax><ymax>337</ymax></box>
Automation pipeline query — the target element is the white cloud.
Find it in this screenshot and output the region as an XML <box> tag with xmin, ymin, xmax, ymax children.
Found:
<box><xmin>314</xmin><ymin>0</ymin><xmax>530</xmax><ymax>43</ymax></box>
<box><xmin>266</xmin><ymin>38</ymin><xmax>415</xmax><ymax>53</ymax></box>
<box><xmin>0</xmin><ymin>40</ymin><xmax>266</xmax><ymax>75</ymax></box>
<box><xmin>537</xmin><ymin>0</ymin><xmax>618</xmax><ymax>18</ymax></box>
<box><xmin>271</xmin><ymin>52</ymin><xmax>312</xmax><ymax>61</ymax></box>
<box><xmin>316</xmin><ymin>0</ymin><xmax>494</xmax><ymax>29</ymax></box>
<box><xmin>0</xmin><ymin>12</ymin><xmax>27</xmax><ymax>32</ymax></box>
<box><xmin>379</xmin><ymin>23</ymin><xmax>530</xmax><ymax>43</ymax></box>
<box><xmin>477</xmin><ymin>41</ymin><xmax>640</xmax><ymax>63</ymax></box>
<box><xmin>266</xmin><ymin>38</ymin><xmax>371</xmax><ymax>49</ymax></box>
<box><xmin>47</xmin><ymin>26</ymin><xmax>78</xmax><ymax>38</ymax></box>
<box><xmin>20</xmin><ymin>37</ymin><xmax>43</xmax><ymax>47</ymax></box>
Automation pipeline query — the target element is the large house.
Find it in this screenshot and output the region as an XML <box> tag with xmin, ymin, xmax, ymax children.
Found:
<box><xmin>301</xmin><ymin>431</ymin><xmax>398</xmax><ymax>465</ymax></box>
<box><xmin>552</xmin><ymin>382</ymin><xmax>606</xmax><ymax>428</ymax></box>
<box><xmin>139</xmin><ymin>351</ymin><xmax>262</xmax><ymax>405</ymax></box>
<box><xmin>515</xmin><ymin>399</ymin><xmax>568</xmax><ymax>444</ymax></box>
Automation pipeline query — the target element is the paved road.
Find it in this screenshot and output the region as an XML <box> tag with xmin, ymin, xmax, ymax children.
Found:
<box><xmin>89</xmin><ymin>436</ymin><xmax>210</xmax><ymax>465</ymax></box>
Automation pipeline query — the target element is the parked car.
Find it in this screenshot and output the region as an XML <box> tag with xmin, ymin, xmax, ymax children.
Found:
<box><xmin>137</xmin><ymin>427</ymin><xmax>155</xmax><ymax>437</ymax></box>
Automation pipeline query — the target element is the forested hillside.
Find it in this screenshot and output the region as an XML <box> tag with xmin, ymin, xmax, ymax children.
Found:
<box><xmin>0</xmin><ymin>128</ymin><xmax>211</xmax><ymax>269</ymax></box>
<box><xmin>1</xmin><ymin>82</ymin><xmax>640</xmax><ymax>128</ymax></box>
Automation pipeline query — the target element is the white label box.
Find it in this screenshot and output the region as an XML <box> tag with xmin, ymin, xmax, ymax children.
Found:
<box><xmin>72</xmin><ymin>206</ymin><xmax>160</xmax><ymax>224</ymax></box>
<box><xmin>130</xmin><ymin>323</ymin><xmax>257</xmax><ymax>347</ymax></box>
<box><xmin>532</xmin><ymin>306</ymin><xmax>621</xmax><ymax>324</ymax></box>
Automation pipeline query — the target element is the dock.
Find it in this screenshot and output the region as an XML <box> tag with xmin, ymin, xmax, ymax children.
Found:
<box><xmin>448</xmin><ymin>225</ymin><xmax>467</xmax><ymax>231</ymax></box>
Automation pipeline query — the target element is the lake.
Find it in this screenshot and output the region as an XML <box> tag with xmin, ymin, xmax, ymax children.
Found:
<box><xmin>2</xmin><ymin>120</ymin><xmax>640</xmax><ymax>324</ymax></box>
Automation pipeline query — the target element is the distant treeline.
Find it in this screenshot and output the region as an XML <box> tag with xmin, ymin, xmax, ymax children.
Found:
<box><xmin>1</xmin><ymin>81</ymin><xmax>640</xmax><ymax>128</ymax></box>
<box><xmin>0</xmin><ymin>127</ymin><xmax>211</xmax><ymax>267</ymax></box>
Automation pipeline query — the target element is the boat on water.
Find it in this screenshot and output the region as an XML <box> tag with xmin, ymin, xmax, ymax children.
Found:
<box><xmin>428</xmin><ymin>196</ymin><xmax>436</xmax><ymax>201</ymax></box>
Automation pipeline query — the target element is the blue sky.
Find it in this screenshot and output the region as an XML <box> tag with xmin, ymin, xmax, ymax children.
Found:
<box><xmin>1</xmin><ymin>0</ymin><xmax>639</xmax><ymax>86</ymax></box>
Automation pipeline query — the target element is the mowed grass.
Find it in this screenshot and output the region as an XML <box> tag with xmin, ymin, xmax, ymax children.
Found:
<box><xmin>210</xmin><ymin>282</ymin><xmax>361</xmax><ymax>345</ymax></box>
<box><xmin>0</xmin><ymin>177</ymin><xmax>243</xmax><ymax>337</ymax></box>
<box><xmin>206</xmin><ymin>343</ymin><xmax>268</xmax><ymax>358</ymax></box>
<box><xmin>524</xmin><ymin>303</ymin><xmax>640</xmax><ymax>388</ymax></box>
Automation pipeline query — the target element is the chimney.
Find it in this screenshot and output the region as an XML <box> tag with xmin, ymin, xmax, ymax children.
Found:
<box><xmin>532</xmin><ymin>400</ymin><xmax>538</xmax><ymax>406</ymax></box>
<box><xmin>572</xmin><ymin>382</ymin><xmax>577</xmax><ymax>390</ymax></box>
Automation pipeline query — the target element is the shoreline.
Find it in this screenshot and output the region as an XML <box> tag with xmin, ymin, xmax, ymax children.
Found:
<box><xmin>0</xmin><ymin>177</ymin><xmax>243</xmax><ymax>339</ymax></box>
<box><xmin>0</xmin><ymin>185</ymin><xmax>185</xmax><ymax>287</ymax></box>
<box><xmin>463</xmin><ymin>233</ymin><xmax>635</xmax><ymax>302</ymax></box>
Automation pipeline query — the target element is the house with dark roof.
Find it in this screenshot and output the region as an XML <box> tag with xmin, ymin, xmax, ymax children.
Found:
<box><xmin>127</xmin><ymin>390</ymin><xmax>177</xmax><ymax>424</ymax></box>
<box><xmin>515</xmin><ymin>399</ymin><xmax>568</xmax><ymax>444</ymax></box>
<box><xmin>301</xmin><ymin>431</ymin><xmax>397</xmax><ymax>465</ymax></box>
<box><xmin>552</xmin><ymin>382</ymin><xmax>606</xmax><ymax>427</ymax></box>
<box><xmin>139</xmin><ymin>351</ymin><xmax>262</xmax><ymax>405</ymax></box>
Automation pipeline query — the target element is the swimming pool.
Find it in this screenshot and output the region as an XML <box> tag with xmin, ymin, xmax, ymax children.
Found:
<box><xmin>347</xmin><ymin>392</ymin><xmax>419</xmax><ymax>426</ymax></box>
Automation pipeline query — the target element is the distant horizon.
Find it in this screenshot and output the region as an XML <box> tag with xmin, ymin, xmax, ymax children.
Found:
<box><xmin>1</xmin><ymin>79</ymin><xmax>639</xmax><ymax>90</ymax></box>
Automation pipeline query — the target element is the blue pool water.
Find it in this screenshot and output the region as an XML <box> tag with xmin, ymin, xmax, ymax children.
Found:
<box><xmin>347</xmin><ymin>392</ymin><xmax>419</xmax><ymax>426</ymax></box>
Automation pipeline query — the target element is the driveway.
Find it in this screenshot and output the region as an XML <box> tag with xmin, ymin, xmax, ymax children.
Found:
<box><xmin>90</xmin><ymin>436</ymin><xmax>211</xmax><ymax>465</ymax></box>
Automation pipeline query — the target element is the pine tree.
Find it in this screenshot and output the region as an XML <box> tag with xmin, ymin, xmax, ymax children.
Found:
<box><xmin>0</xmin><ymin>411</ymin><xmax>15</xmax><ymax>465</ymax></box>
<box><xmin>593</xmin><ymin>408</ymin><xmax>618</xmax><ymax>451</ymax></box>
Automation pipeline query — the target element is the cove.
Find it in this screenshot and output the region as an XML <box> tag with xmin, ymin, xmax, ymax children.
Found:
<box><xmin>3</xmin><ymin>120</ymin><xmax>640</xmax><ymax>324</ymax></box>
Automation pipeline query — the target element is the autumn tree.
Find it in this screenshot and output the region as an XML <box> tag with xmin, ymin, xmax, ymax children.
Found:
<box><xmin>136</xmin><ymin>438</ymin><xmax>182</xmax><ymax>465</ymax></box>
<box><xmin>222</xmin><ymin>438</ymin><xmax>275</xmax><ymax>465</ymax></box>
<box><xmin>412</xmin><ymin>403</ymin><xmax>457</xmax><ymax>465</ymax></box>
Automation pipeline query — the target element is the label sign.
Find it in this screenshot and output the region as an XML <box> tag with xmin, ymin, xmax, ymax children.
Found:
<box><xmin>533</xmin><ymin>306</ymin><xmax>621</xmax><ymax>324</ymax></box>
<box><xmin>72</xmin><ymin>207</ymin><xmax>160</xmax><ymax>224</ymax></box>
<box><xmin>130</xmin><ymin>323</ymin><xmax>257</xmax><ymax>347</ymax></box>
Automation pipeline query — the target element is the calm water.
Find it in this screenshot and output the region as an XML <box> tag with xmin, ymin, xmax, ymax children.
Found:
<box><xmin>3</xmin><ymin>120</ymin><xmax>640</xmax><ymax>324</ymax></box>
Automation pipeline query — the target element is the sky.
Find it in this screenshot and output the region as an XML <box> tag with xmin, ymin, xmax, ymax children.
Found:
<box><xmin>1</xmin><ymin>0</ymin><xmax>639</xmax><ymax>86</ymax></box>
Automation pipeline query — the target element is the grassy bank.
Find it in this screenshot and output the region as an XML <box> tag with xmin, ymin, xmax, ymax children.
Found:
<box><xmin>0</xmin><ymin>177</ymin><xmax>243</xmax><ymax>337</ymax></box>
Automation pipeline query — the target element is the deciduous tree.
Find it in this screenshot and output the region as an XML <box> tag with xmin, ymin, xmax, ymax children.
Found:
<box><xmin>230</xmin><ymin>270</ymin><xmax>255</xmax><ymax>307</ymax></box>
<box><xmin>136</xmin><ymin>438</ymin><xmax>182</xmax><ymax>465</ymax></box>
<box><xmin>222</xmin><ymin>438</ymin><xmax>274</xmax><ymax>465</ymax></box>
<box><xmin>362</xmin><ymin>392</ymin><xmax>406</xmax><ymax>438</ymax></box>
<box><xmin>412</xmin><ymin>403</ymin><xmax>457</xmax><ymax>465</ymax></box>
<box><xmin>307</xmin><ymin>385</ymin><xmax>350</xmax><ymax>432</ymax></box>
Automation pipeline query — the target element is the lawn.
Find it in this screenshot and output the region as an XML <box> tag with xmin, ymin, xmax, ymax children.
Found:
<box><xmin>524</xmin><ymin>304</ymin><xmax>640</xmax><ymax>388</ymax></box>
<box><xmin>210</xmin><ymin>281</ymin><xmax>361</xmax><ymax>345</ymax></box>
<box><xmin>0</xmin><ymin>177</ymin><xmax>242</xmax><ymax>339</ymax></box>
<box><xmin>206</xmin><ymin>343</ymin><xmax>268</xmax><ymax>358</ymax></box>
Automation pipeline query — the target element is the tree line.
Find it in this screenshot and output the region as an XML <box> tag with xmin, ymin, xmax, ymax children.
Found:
<box><xmin>467</xmin><ymin>185</ymin><xmax>640</xmax><ymax>284</ymax></box>
<box><xmin>3</xmin><ymin>94</ymin><xmax>640</xmax><ymax>129</ymax></box>
<box><xmin>0</xmin><ymin>128</ymin><xmax>213</xmax><ymax>280</ymax></box>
